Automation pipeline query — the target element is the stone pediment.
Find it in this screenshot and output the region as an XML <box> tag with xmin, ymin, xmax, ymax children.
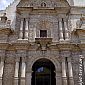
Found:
<box><xmin>17</xmin><ymin>0</ymin><xmax>70</xmax><ymax>8</ymax></box>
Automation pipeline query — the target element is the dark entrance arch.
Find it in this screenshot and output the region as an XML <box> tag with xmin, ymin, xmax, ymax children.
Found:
<box><xmin>32</xmin><ymin>58</ymin><xmax>56</xmax><ymax>85</ymax></box>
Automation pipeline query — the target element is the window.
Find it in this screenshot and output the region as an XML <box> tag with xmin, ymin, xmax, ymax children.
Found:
<box><xmin>40</xmin><ymin>30</ymin><xmax>47</xmax><ymax>37</ymax></box>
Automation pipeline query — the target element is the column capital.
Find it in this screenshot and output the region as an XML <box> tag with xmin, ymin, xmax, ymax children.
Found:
<box><xmin>59</xmin><ymin>18</ymin><xmax>62</xmax><ymax>22</ymax></box>
<box><xmin>25</xmin><ymin>18</ymin><xmax>30</xmax><ymax>21</ymax></box>
<box><xmin>15</xmin><ymin>57</ymin><xmax>20</xmax><ymax>62</ymax></box>
<box><xmin>0</xmin><ymin>56</ymin><xmax>5</xmax><ymax>62</ymax></box>
<box><xmin>26</xmin><ymin>69</ymin><xmax>32</xmax><ymax>73</ymax></box>
<box><xmin>63</xmin><ymin>18</ymin><xmax>68</xmax><ymax>22</ymax></box>
<box><xmin>62</xmin><ymin>57</ymin><xmax>65</xmax><ymax>62</ymax></box>
<box><xmin>22</xmin><ymin>57</ymin><xmax>26</xmax><ymax>62</ymax></box>
<box><xmin>60</xmin><ymin>51</ymin><xmax>71</xmax><ymax>57</ymax></box>
<box><xmin>21</xmin><ymin>18</ymin><xmax>24</xmax><ymax>21</ymax></box>
<box><xmin>67</xmin><ymin>57</ymin><xmax>72</xmax><ymax>62</ymax></box>
<box><xmin>5</xmin><ymin>56</ymin><xmax>15</xmax><ymax>64</ymax></box>
<box><xmin>17</xmin><ymin>57</ymin><xmax>26</xmax><ymax>62</ymax></box>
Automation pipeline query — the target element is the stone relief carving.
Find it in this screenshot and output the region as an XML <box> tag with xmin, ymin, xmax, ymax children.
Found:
<box><xmin>26</xmin><ymin>0</ymin><xmax>58</xmax><ymax>8</ymax></box>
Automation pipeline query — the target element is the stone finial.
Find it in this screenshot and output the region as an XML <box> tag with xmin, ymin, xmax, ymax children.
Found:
<box><xmin>1</xmin><ymin>13</ymin><xmax>7</xmax><ymax>23</ymax></box>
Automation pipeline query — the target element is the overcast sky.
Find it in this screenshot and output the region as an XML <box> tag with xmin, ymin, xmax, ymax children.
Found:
<box><xmin>74</xmin><ymin>0</ymin><xmax>85</xmax><ymax>6</ymax></box>
<box><xmin>0</xmin><ymin>0</ymin><xmax>85</xmax><ymax>10</ymax></box>
<box><xmin>0</xmin><ymin>0</ymin><xmax>14</xmax><ymax>10</ymax></box>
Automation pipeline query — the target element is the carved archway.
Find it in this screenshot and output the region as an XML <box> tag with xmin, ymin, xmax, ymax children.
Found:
<box><xmin>31</xmin><ymin>58</ymin><xmax>56</xmax><ymax>85</ymax></box>
<box><xmin>30</xmin><ymin>56</ymin><xmax>61</xmax><ymax>72</ymax></box>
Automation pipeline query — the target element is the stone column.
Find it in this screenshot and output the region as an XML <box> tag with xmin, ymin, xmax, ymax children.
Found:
<box><xmin>19</xmin><ymin>19</ymin><xmax>24</xmax><ymax>39</ymax></box>
<box><xmin>18</xmin><ymin>57</ymin><xmax>22</xmax><ymax>85</ymax></box>
<box><xmin>2</xmin><ymin>51</ymin><xmax>15</xmax><ymax>85</ymax></box>
<box><xmin>25</xmin><ymin>18</ymin><xmax>29</xmax><ymax>40</ymax></box>
<box><xmin>21</xmin><ymin>62</ymin><xmax>26</xmax><ymax>77</ymax></box>
<box><xmin>0</xmin><ymin>57</ymin><xmax>4</xmax><ymax>85</ymax></box>
<box><xmin>62</xmin><ymin>57</ymin><xmax>67</xmax><ymax>85</ymax></box>
<box><xmin>59</xmin><ymin>19</ymin><xmax>64</xmax><ymax>41</ymax></box>
<box><xmin>0</xmin><ymin>58</ymin><xmax>4</xmax><ymax>78</ymax></box>
<box><xmin>14</xmin><ymin>59</ymin><xmax>19</xmax><ymax>85</ymax></box>
<box><xmin>67</xmin><ymin>57</ymin><xmax>74</xmax><ymax>85</ymax></box>
<box><xmin>21</xmin><ymin>61</ymin><xmax>26</xmax><ymax>85</ymax></box>
<box><xmin>25</xmin><ymin>59</ymin><xmax>31</xmax><ymax>85</ymax></box>
<box><xmin>64</xmin><ymin>20</ymin><xmax>69</xmax><ymax>41</ymax></box>
<box><xmin>26</xmin><ymin>72</ymin><xmax>31</xmax><ymax>85</ymax></box>
<box><xmin>56</xmin><ymin>72</ymin><xmax>62</xmax><ymax>85</ymax></box>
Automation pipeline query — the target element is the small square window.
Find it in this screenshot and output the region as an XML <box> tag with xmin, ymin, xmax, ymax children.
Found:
<box><xmin>40</xmin><ymin>30</ymin><xmax>47</xmax><ymax>37</ymax></box>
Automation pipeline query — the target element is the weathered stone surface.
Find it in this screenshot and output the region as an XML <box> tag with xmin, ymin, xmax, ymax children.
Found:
<box><xmin>2</xmin><ymin>51</ymin><xmax>15</xmax><ymax>85</ymax></box>
<box><xmin>0</xmin><ymin>0</ymin><xmax>85</xmax><ymax>85</ymax></box>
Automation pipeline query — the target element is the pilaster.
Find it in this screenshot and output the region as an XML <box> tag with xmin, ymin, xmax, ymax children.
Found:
<box><xmin>0</xmin><ymin>56</ymin><xmax>5</xmax><ymax>85</ymax></box>
<box><xmin>14</xmin><ymin>57</ymin><xmax>20</xmax><ymax>85</ymax></box>
<box><xmin>25</xmin><ymin>18</ymin><xmax>29</xmax><ymax>40</ymax></box>
<box><xmin>2</xmin><ymin>51</ymin><xmax>15</xmax><ymax>85</ymax></box>
<box><xmin>61</xmin><ymin>57</ymin><xmax>67</xmax><ymax>85</ymax></box>
<box><xmin>19</xmin><ymin>18</ymin><xmax>24</xmax><ymax>39</ymax></box>
<box><xmin>21</xmin><ymin>57</ymin><xmax>26</xmax><ymax>85</ymax></box>
<box><xmin>59</xmin><ymin>19</ymin><xmax>64</xmax><ymax>41</ymax></box>
<box><xmin>64</xmin><ymin>19</ymin><xmax>70</xmax><ymax>41</ymax></box>
<box><xmin>25</xmin><ymin>58</ymin><xmax>32</xmax><ymax>85</ymax></box>
<box><xmin>67</xmin><ymin>57</ymin><xmax>74</xmax><ymax>85</ymax></box>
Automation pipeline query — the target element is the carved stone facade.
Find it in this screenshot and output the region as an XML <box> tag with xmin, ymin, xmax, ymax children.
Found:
<box><xmin>0</xmin><ymin>0</ymin><xmax>85</xmax><ymax>85</ymax></box>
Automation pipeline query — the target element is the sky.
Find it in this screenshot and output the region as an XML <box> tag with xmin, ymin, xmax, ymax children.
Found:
<box><xmin>74</xmin><ymin>0</ymin><xmax>85</xmax><ymax>6</ymax></box>
<box><xmin>0</xmin><ymin>0</ymin><xmax>85</xmax><ymax>10</ymax></box>
<box><xmin>0</xmin><ymin>0</ymin><xmax>14</xmax><ymax>10</ymax></box>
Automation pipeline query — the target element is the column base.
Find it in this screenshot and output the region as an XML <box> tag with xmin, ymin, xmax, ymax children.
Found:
<box><xmin>14</xmin><ymin>77</ymin><xmax>18</xmax><ymax>85</ymax></box>
<box><xmin>65</xmin><ymin>38</ymin><xmax>70</xmax><ymax>41</ymax></box>
<box><xmin>25</xmin><ymin>72</ymin><xmax>31</xmax><ymax>85</ymax></box>
<box><xmin>59</xmin><ymin>39</ymin><xmax>64</xmax><ymax>42</ymax></box>
<box><xmin>23</xmin><ymin>39</ymin><xmax>28</xmax><ymax>40</ymax></box>
<box><xmin>69</xmin><ymin>77</ymin><xmax>74</xmax><ymax>85</ymax></box>
<box><xmin>18</xmin><ymin>39</ymin><xmax>23</xmax><ymax>40</ymax></box>
<box><xmin>21</xmin><ymin>77</ymin><xmax>25</xmax><ymax>85</ymax></box>
<box><xmin>0</xmin><ymin>77</ymin><xmax>2</xmax><ymax>85</ymax></box>
<box><xmin>62</xmin><ymin>77</ymin><xmax>67</xmax><ymax>85</ymax></box>
<box><xmin>18</xmin><ymin>39</ymin><xmax>28</xmax><ymax>40</ymax></box>
<box><xmin>17</xmin><ymin>39</ymin><xmax>28</xmax><ymax>43</ymax></box>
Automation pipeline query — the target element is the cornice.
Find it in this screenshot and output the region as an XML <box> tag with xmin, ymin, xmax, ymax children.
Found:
<box><xmin>17</xmin><ymin>7</ymin><xmax>33</xmax><ymax>13</ymax></box>
<box><xmin>14</xmin><ymin>43</ymin><xmax>30</xmax><ymax>50</ymax></box>
<box><xmin>0</xmin><ymin>42</ymin><xmax>84</xmax><ymax>51</ymax></box>
<box><xmin>0</xmin><ymin>43</ymin><xmax>9</xmax><ymax>50</ymax></box>
<box><xmin>0</xmin><ymin>28</ymin><xmax>13</xmax><ymax>35</ymax></box>
<box><xmin>78</xmin><ymin>44</ymin><xmax>85</xmax><ymax>50</ymax></box>
<box><xmin>56</xmin><ymin>43</ymin><xmax>73</xmax><ymax>51</ymax></box>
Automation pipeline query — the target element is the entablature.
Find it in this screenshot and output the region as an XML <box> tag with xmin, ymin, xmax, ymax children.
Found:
<box><xmin>0</xmin><ymin>42</ymin><xmax>84</xmax><ymax>52</ymax></box>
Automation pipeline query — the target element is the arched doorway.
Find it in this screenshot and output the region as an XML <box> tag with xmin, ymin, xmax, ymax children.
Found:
<box><xmin>32</xmin><ymin>58</ymin><xmax>56</xmax><ymax>85</ymax></box>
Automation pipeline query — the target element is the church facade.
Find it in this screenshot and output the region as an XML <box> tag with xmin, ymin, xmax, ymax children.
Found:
<box><xmin>0</xmin><ymin>0</ymin><xmax>85</xmax><ymax>85</ymax></box>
